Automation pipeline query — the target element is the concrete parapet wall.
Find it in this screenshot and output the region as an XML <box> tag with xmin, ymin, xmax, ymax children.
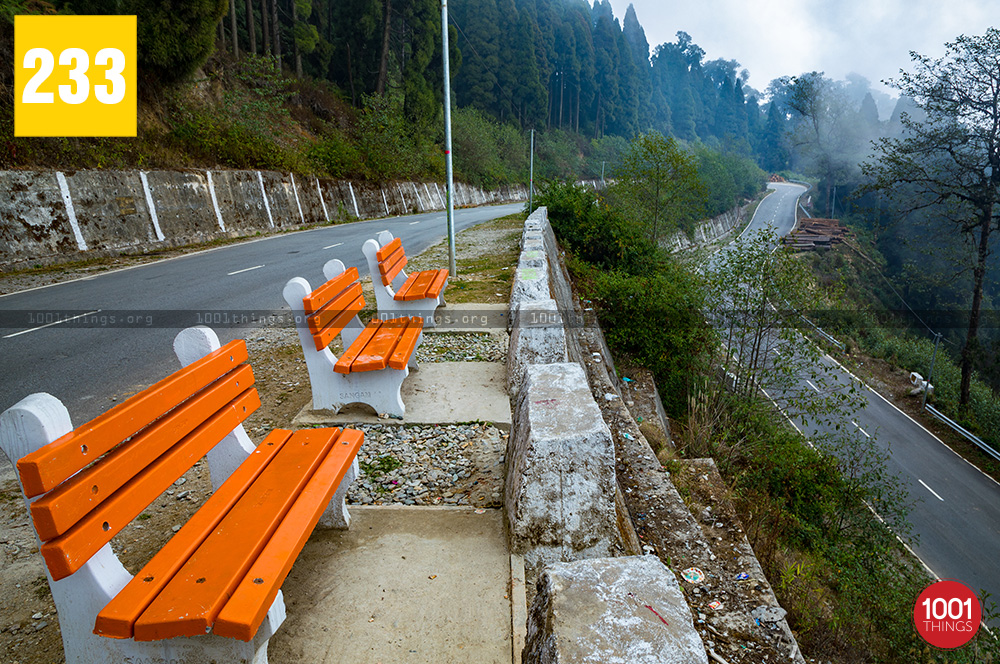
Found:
<box><xmin>505</xmin><ymin>363</ymin><xmax>617</xmax><ymax>570</ymax></box>
<box><xmin>523</xmin><ymin>556</ymin><xmax>708</xmax><ymax>664</ymax></box>
<box><xmin>0</xmin><ymin>169</ymin><xmax>526</xmax><ymax>270</ymax></box>
<box><xmin>505</xmin><ymin>207</ymin><xmax>619</xmax><ymax>571</ymax></box>
<box><xmin>507</xmin><ymin>299</ymin><xmax>568</xmax><ymax>397</ymax></box>
<box><xmin>663</xmin><ymin>202</ymin><xmax>750</xmax><ymax>253</ymax></box>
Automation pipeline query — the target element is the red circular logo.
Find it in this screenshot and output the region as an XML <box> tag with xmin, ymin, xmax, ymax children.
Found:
<box><xmin>913</xmin><ymin>580</ymin><xmax>982</xmax><ymax>649</ymax></box>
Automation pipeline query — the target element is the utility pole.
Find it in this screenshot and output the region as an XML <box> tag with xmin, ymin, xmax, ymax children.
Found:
<box><xmin>442</xmin><ymin>0</ymin><xmax>456</xmax><ymax>276</ymax></box>
<box><xmin>922</xmin><ymin>332</ymin><xmax>942</xmax><ymax>409</ymax></box>
<box><xmin>529</xmin><ymin>129</ymin><xmax>534</xmax><ymax>213</ymax></box>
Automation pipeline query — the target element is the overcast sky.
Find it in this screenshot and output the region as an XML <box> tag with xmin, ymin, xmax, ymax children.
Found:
<box><xmin>608</xmin><ymin>0</ymin><xmax>1000</xmax><ymax>97</ymax></box>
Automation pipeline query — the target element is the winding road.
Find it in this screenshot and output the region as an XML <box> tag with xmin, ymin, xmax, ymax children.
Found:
<box><xmin>738</xmin><ymin>183</ymin><xmax>1000</xmax><ymax>606</ymax></box>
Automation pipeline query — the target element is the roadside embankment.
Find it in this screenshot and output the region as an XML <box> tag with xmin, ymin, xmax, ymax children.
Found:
<box><xmin>0</xmin><ymin>168</ymin><xmax>526</xmax><ymax>271</ymax></box>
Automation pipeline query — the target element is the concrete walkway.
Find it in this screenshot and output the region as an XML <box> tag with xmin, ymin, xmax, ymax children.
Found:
<box><xmin>293</xmin><ymin>362</ymin><xmax>512</xmax><ymax>430</ymax></box>
<box><xmin>269</xmin><ymin>506</ymin><xmax>524</xmax><ymax>664</ymax></box>
<box><xmin>280</xmin><ymin>354</ymin><xmax>522</xmax><ymax>663</ymax></box>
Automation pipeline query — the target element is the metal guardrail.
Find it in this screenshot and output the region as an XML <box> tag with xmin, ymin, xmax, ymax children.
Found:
<box><xmin>925</xmin><ymin>404</ymin><xmax>1000</xmax><ymax>463</ymax></box>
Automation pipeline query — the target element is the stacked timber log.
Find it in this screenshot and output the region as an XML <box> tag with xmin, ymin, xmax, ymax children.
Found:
<box><xmin>782</xmin><ymin>218</ymin><xmax>850</xmax><ymax>250</ymax></box>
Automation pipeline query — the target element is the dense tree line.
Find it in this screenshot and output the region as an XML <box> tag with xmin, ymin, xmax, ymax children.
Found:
<box><xmin>34</xmin><ymin>0</ymin><xmax>797</xmax><ymax>168</ymax></box>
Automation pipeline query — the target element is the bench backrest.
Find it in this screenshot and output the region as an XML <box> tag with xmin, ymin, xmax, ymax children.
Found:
<box><xmin>13</xmin><ymin>339</ymin><xmax>259</xmax><ymax>581</ymax></box>
<box><xmin>376</xmin><ymin>237</ymin><xmax>407</xmax><ymax>286</ymax></box>
<box><xmin>301</xmin><ymin>265</ymin><xmax>365</xmax><ymax>352</ymax></box>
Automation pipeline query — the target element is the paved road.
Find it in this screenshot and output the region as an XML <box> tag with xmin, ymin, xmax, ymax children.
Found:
<box><xmin>0</xmin><ymin>203</ymin><xmax>522</xmax><ymax>425</ymax></box>
<box><xmin>741</xmin><ymin>182</ymin><xmax>801</xmax><ymax>238</ymax></box>
<box><xmin>736</xmin><ymin>184</ymin><xmax>1000</xmax><ymax>604</ymax></box>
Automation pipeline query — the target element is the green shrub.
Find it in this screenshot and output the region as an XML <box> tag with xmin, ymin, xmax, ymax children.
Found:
<box><xmin>537</xmin><ymin>181</ymin><xmax>658</xmax><ymax>274</ymax></box>
<box><xmin>355</xmin><ymin>94</ymin><xmax>419</xmax><ymax>182</ymax></box>
<box><xmin>589</xmin><ymin>265</ymin><xmax>711</xmax><ymax>416</ymax></box>
<box><xmin>307</xmin><ymin>129</ymin><xmax>362</xmax><ymax>179</ymax></box>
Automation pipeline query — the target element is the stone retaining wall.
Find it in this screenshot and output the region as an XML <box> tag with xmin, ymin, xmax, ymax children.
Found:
<box><xmin>507</xmin><ymin>206</ymin><xmax>804</xmax><ymax>663</ymax></box>
<box><xmin>0</xmin><ymin>169</ymin><xmax>527</xmax><ymax>270</ymax></box>
<box><xmin>662</xmin><ymin>201</ymin><xmax>750</xmax><ymax>252</ymax></box>
<box><xmin>504</xmin><ymin>207</ymin><xmax>618</xmax><ymax>571</ymax></box>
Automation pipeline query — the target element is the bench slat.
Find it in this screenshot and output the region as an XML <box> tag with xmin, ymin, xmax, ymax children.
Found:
<box><xmin>306</xmin><ymin>282</ymin><xmax>363</xmax><ymax>337</ymax></box>
<box><xmin>352</xmin><ymin>319</ymin><xmax>407</xmax><ymax>371</ymax></box>
<box><xmin>31</xmin><ymin>364</ymin><xmax>256</xmax><ymax>542</ymax></box>
<box><xmin>398</xmin><ymin>269</ymin><xmax>437</xmax><ymax>302</ymax></box>
<box><xmin>302</xmin><ymin>267</ymin><xmax>359</xmax><ymax>315</ymax></box>
<box><xmin>380</xmin><ymin>250</ymin><xmax>407</xmax><ymax>286</ymax></box>
<box><xmin>427</xmin><ymin>269</ymin><xmax>449</xmax><ymax>298</ymax></box>
<box><xmin>40</xmin><ymin>389</ymin><xmax>261</xmax><ymax>581</ymax></box>
<box><xmin>311</xmin><ymin>300</ymin><xmax>366</xmax><ymax>352</ymax></box>
<box><xmin>17</xmin><ymin>340</ymin><xmax>248</xmax><ymax>498</ymax></box>
<box><xmin>94</xmin><ymin>429</ymin><xmax>295</xmax><ymax>639</ymax></box>
<box><xmin>393</xmin><ymin>272</ymin><xmax>420</xmax><ymax>300</ymax></box>
<box><xmin>388</xmin><ymin>318</ymin><xmax>423</xmax><ymax>370</ymax></box>
<box><xmin>132</xmin><ymin>428</ymin><xmax>341</xmax><ymax>641</ymax></box>
<box><xmin>375</xmin><ymin>237</ymin><xmax>401</xmax><ymax>262</ymax></box>
<box><xmin>334</xmin><ymin>319</ymin><xmax>382</xmax><ymax>374</ymax></box>
<box><xmin>213</xmin><ymin>428</ymin><xmax>364</xmax><ymax>641</ymax></box>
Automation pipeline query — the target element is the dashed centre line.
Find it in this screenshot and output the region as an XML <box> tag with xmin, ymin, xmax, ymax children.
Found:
<box><xmin>806</xmin><ymin>379</ymin><xmax>820</xmax><ymax>392</ymax></box>
<box><xmin>227</xmin><ymin>265</ymin><xmax>265</xmax><ymax>276</ymax></box>
<box><xmin>851</xmin><ymin>420</ymin><xmax>871</xmax><ymax>438</ymax></box>
<box><xmin>3</xmin><ymin>309</ymin><xmax>102</xmax><ymax>339</ymax></box>
<box><xmin>919</xmin><ymin>479</ymin><xmax>945</xmax><ymax>502</ymax></box>
<box><xmin>409</xmin><ymin>221</ymin><xmax>420</xmax><ymax>225</ymax></box>
<box><xmin>323</xmin><ymin>242</ymin><xmax>343</xmax><ymax>249</ymax></box>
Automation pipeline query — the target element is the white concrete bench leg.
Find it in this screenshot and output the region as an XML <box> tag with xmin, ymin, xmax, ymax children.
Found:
<box><xmin>174</xmin><ymin>326</ymin><xmax>258</xmax><ymax>491</ymax></box>
<box><xmin>0</xmin><ymin>392</ymin><xmax>283</xmax><ymax>664</ymax></box>
<box><xmin>284</xmin><ymin>261</ymin><xmax>409</xmax><ymax>418</ymax></box>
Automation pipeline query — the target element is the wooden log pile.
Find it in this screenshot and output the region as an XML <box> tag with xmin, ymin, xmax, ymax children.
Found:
<box><xmin>782</xmin><ymin>218</ymin><xmax>850</xmax><ymax>250</ymax></box>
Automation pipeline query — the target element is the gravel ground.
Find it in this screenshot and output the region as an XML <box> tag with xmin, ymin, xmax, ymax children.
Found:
<box><xmin>415</xmin><ymin>332</ymin><xmax>507</xmax><ymax>362</ymax></box>
<box><xmin>346</xmin><ymin>423</ymin><xmax>506</xmax><ymax>508</ymax></box>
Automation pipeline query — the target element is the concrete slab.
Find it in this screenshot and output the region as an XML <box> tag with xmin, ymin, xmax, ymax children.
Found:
<box><xmin>293</xmin><ymin>362</ymin><xmax>512</xmax><ymax>429</ymax></box>
<box><xmin>269</xmin><ymin>506</ymin><xmax>516</xmax><ymax>664</ymax></box>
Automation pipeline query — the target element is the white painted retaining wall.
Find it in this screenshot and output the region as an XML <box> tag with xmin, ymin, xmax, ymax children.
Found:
<box><xmin>0</xmin><ymin>169</ymin><xmax>527</xmax><ymax>270</ymax></box>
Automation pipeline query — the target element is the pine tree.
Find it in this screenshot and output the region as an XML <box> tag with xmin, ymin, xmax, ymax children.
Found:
<box><xmin>859</xmin><ymin>91</ymin><xmax>880</xmax><ymax>130</ymax></box>
<box><xmin>452</xmin><ymin>0</ymin><xmax>500</xmax><ymax>112</ymax></box>
<box><xmin>622</xmin><ymin>3</ymin><xmax>653</xmax><ymax>131</ymax></box>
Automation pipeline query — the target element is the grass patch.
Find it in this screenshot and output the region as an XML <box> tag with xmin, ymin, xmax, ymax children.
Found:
<box><xmin>406</xmin><ymin>213</ymin><xmax>524</xmax><ymax>305</ymax></box>
<box><xmin>359</xmin><ymin>454</ymin><xmax>403</xmax><ymax>478</ymax></box>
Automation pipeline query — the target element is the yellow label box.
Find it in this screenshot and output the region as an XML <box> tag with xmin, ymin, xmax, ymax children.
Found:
<box><xmin>14</xmin><ymin>15</ymin><xmax>137</xmax><ymax>137</ymax></box>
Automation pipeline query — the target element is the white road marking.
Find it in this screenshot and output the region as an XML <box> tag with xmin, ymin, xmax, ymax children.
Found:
<box><xmin>409</xmin><ymin>221</ymin><xmax>420</xmax><ymax>225</ymax></box>
<box><xmin>227</xmin><ymin>265</ymin><xmax>264</xmax><ymax>276</ymax></box>
<box><xmin>822</xmin><ymin>351</ymin><xmax>1000</xmax><ymax>490</ymax></box>
<box><xmin>919</xmin><ymin>479</ymin><xmax>945</xmax><ymax>502</ymax></box>
<box><xmin>806</xmin><ymin>380</ymin><xmax>820</xmax><ymax>392</ymax></box>
<box><xmin>3</xmin><ymin>309</ymin><xmax>101</xmax><ymax>339</ymax></box>
<box><xmin>772</xmin><ymin>347</ymin><xmax>781</xmax><ymax>356</ymax></box>
<box><xmin>324</xmin><ymin>242</ymin><xmax>343</xmax><ymax>249</ymax></box>
<box><xmin>852</xmin><ymin>420</ymin><xmax>871</xmax><ymax>438</ymax></box>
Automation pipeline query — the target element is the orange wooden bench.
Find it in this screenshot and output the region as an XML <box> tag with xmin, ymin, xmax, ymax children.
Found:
<box><xmin>283</xmin><ymin>258</ymin><xmax>423</xmax><ymax>418</ymax></box>
<box><xmin>362</xmin><ymin>231</ymin><xmax>448</xmax><ymax>324</ymax></box>
<box><xmin>0</xmin><ymin>326</ymin><xmax>363</xmax><ymax>664</ymax></box>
